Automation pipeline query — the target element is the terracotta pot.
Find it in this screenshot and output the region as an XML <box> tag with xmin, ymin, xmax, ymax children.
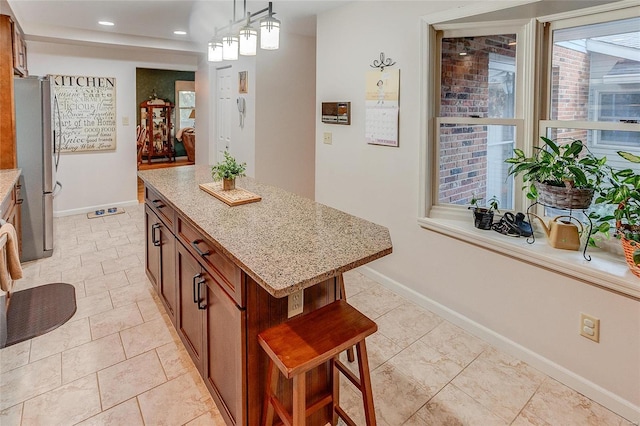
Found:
<box><xmin>222</xmin><ymin>178</ymin><xmax>235</xmax><ymax>191</ymax></box>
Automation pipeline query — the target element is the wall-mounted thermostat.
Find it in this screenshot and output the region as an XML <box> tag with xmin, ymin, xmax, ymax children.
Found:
<box><xmin>322</xmin><ymin>102</ymin><xmax>351</xmax><ymax>125</ymax></box>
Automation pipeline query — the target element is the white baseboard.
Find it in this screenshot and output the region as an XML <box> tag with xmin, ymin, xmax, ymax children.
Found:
<box><xmin>53</xmin><ymin>199</ymin><xmax>140</xmax><ymax>217</ymax></box>
<box><xmin>357</xmin><ymin>265</ymin><xmax>640</xmax><ymax>425</ymax></box>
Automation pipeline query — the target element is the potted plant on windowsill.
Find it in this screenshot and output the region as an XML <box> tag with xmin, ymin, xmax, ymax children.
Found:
<box><xmin>211</xmin><ymin>151</ymin><xmax>247</xmax><ymax>191</ymax></box>
<box><xmin>469</xmin><ymin>195</ymin><xmax>500</xmax><ymax>230</ymax></box>
<box><xmin>505</xmin><ymin>137</ymin><xmax>608</xmax><ymax>210</ymax></box>
<box><xmin>590</xmin><ymin>151</ymin><xmax>640</xmax><ymax>277</ymax></box>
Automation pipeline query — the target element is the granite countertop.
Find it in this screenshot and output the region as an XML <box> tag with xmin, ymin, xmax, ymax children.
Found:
<box><xmin>0</xmin><ymin>169</ymin><xmax>21</xmax><ymax>210</ymax></box>
<box><xmin>138</xmin><ymin>165</ymin><xmax>393</xmax><ymax>297</ymax></box>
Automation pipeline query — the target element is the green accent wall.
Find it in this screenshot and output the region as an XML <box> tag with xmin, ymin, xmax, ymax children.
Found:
<box><xmin>136</xmin><ymin>68</ymin><xmax>195</xmax><ymax>157</ymax></box>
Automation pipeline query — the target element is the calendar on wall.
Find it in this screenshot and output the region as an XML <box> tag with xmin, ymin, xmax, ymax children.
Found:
<box><xmin>365</xmin><ymin>69</ymin><xmax>399</xmax><ymax>147</ymax></box>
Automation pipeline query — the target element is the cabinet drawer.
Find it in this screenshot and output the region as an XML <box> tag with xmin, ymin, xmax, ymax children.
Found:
<box><xmin>177</xmin><ymin>216</ymin><xmax>244</xmax><ymax>307</ymax></box>
<box><xmin>145</xmin><ymin>186</ymin><xmax>175</xmax><ymax>230</ymax></box>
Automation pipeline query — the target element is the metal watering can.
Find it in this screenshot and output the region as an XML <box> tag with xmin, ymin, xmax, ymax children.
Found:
<box><xmin>530</xmin><ymin>214</ymin><xmax>583</xmax><ymax>251</ymax></box>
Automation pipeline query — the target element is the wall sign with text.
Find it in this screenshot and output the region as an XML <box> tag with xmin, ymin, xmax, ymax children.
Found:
<box><xmin>51</xmin><ymin>74</ymin><xmax>117</xmax><ymax>153</ymax></box>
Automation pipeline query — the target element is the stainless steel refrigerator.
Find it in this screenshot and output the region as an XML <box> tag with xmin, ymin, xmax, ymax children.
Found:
<box><xmin>14</xmin><ymin>76</ymin><xmax>61</xmax><ymax>262</ymax></box>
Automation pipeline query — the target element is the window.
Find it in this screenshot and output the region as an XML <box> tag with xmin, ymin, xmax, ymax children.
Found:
<box><xmin>542</xmin><ymin>13</ymin><xmax>640</xmax><ymax>173</ymax></box>
<box><xmin>431</xmin><ymin>22</ymin><xmax>530</xmax><ymax>215</ymax></box>
<box><xmin>175</xmin><ymin>80</ymin><xmax>195</xmax><ymax>132</ymax></box>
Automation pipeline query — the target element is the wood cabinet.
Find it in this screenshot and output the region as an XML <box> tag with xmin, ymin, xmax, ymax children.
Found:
<box><xmin>1</xmin><ymin>181</ymin><xmax>22</xmax><ymax>255</ymax></box>
<box><xmin>140</xmin><ymin>100</ymin><xmax>175</xmax><ymax>164</ymax></box>
<box><xmin>11</xmin><ymin>19</ymin><xmax>27</xmax><ymax>77</ymax></box>
<box><xmin>143</xmin><ymin>183</ymin><xmax>339</xmax><ymax>426</ymax></box>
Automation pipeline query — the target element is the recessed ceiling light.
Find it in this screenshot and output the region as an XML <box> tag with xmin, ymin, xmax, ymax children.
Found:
<box><xmin>174</xmin><ymin>30</ymin><xmax>187</xmax><ymax>35</ymax></box>
<box><xmin>98</xmin><ymin>21</ymin><xmax>115</xmax><ymax>26</ymax></box>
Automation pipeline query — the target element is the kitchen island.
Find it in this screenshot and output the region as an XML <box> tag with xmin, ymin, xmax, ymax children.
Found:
<box><xmin>138</xmin><ymin>165</ymin><xmax>392</xmax><ymax>426</ymax></box>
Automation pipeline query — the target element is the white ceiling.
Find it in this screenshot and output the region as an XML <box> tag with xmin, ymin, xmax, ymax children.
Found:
<box><xmin>5</xmin><ymin>0</ymin><xmax>350</xmax><ymax>53</ymax></box>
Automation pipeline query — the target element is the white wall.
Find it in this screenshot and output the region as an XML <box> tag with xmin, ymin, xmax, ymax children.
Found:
<box><xmin>200</xmin><ymin>32</ymin><xmax>316</xmax><ymax>199</ymax></box>
<box><xmin>315</xmin><ymin>1</ymin><xmax>640</xmax><ymax>422</ymax></box>
<box><xmin>27</xmin><ymin>41</ymin><xmax>198</xmax><ymax>215</ymax></box>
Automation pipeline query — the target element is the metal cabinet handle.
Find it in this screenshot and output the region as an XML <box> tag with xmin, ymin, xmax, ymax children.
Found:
<box><xmin>152</xmin><ymin>199</ymin><xmax>165</xmax><ymax>209</ymax></box>
<box><xmin>191</xmin><ymin>240</ymin><xmax>210</xmax><ymax>257</ymax></box>
<box><xmin>16</xmin><ymin>199</ymin><xmax>23</xmax><ymax>205</ymax></box>
<box><xmin>192</xmin><ymin>272</ymin><xmax>202</xmax><ymax>304</ymax></box>
<box><xmin>197</xmin><ymin>276</ymin><xmax>207</xmax><ymax>310</ymax></box>
<box><xmin>152</xmin><ymin>223</ymin><xmax>161</xmax><ymax>246</ymax></box>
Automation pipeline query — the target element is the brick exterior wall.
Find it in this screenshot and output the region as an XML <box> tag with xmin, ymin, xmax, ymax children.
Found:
<box><xmin>439</xmin><ymin>35</ymin><xmax>515</xmax><ymax>205</ymax></box>
<box><xmin>549</xmin><ymin>45</ymin><xmax>589</xmax><ymax>142</ymax></box>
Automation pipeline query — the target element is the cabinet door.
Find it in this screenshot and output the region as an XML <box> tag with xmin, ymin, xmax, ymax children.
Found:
<box><xmin>176</xmin><ymin>242</ymin><xmax>206</xmax><ymax>374</ymax></box>
<box><xmin>158</xmin><ymin>218</ymin><xmax>177</xmax><ymax>322</ymax></box>
<box><xmin>203</xmin><ymin>271</ymin><xmax>246</xmax><ymax>425</ymax></box>
<box><xmin>144</xmin><ymin>205</ymin><xmax>160</xmax><ymax>291</ymax></box>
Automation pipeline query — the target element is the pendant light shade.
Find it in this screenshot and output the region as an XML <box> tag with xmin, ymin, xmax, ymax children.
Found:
<box><xmin>260</xmin><ymin>14</ymin><xmax>280</xmax><ymax>50</ymax></box>
<box><xmin>222</xmin><ymin>34</ymin><xmax>239</xmax><ymax>61</ymax></box>
<box><xmin>208</xmin><ymin>39</ymin><xmax>223</xmax><ymax>62</ymax></box>
<box><xmin>239</xmin><ymin>24</ymin><xmax>257</xmax><ymax>56</ymax></box>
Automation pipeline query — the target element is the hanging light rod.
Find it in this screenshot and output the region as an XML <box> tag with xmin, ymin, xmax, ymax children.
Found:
<box><xmin>213</xmin><ymin>1</ymin><xmax>274</xmax><ymax>35</ymax></box>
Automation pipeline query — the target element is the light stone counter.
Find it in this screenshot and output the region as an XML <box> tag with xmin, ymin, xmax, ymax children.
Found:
<box><xmin>0</xmin><ymin>169</ymin><xmax>21</xmax><ymax>216</ymax></box>
<box><xmin>138</xmin><ymin>165</ymin><xmax>392</xmax><ymax>297</ymax></box>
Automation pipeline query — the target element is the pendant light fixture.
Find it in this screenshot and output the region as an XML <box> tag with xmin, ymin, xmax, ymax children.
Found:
<box><xmin>208</xmin><ymin>2</ymin><xmax>279</xmax><ymax>62</ymax></box>
<box><xmin>239</xmin><ymin>13</ymin><xmax>257</xmax><ymax>56</ymax></box>
<box><xmin>260</xmin><ymin>2</ymin><xmax>280</xmax><ymax>50</ymax></box>
<box><xmin>208</xmin><ymin>31</ymin><xmax>223</xmax><ymax>62</ymax></box>
<box><xmin>222</xmin><ymin>21</ymin><xmax>239</xmax><ymax>61</ymax></box>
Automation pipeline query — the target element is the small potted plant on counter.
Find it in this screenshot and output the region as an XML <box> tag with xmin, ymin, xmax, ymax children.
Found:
<box><xmin>469</xmin><ymin>195</ymin><xmax>500</xmax><ymax>230</ymax></box>
<box><xmin>211</xmin><ymin>151</ymin><xmax>247</xmax><ymax>191</ymax></box>
<box><xmin>506</xmin><ymin>137</ymin><xmax>608</xmax><ymax>209</ymax></box>
<box><xmin>590</xmin><ymin>151</ymin><xmax>640</xmax><ymax>277</ymax></box>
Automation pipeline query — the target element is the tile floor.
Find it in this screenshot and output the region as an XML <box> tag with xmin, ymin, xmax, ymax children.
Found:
<box><xmin>0</xmin><ymin>203</ymin><xmax>634</xmax><ymax>425</ymax></box>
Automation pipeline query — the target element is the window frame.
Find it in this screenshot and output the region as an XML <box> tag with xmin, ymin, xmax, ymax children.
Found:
<box><xmin>424</xmin><ymin>19</ymin><xmax>537</xmax><ymax>220</ymax></box>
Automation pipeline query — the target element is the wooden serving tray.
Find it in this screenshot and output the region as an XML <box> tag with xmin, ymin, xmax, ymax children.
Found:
<box><xmin>199</xmin><ymin>182</ymin><xmax>262</xmax><ymax>206</ymax></box>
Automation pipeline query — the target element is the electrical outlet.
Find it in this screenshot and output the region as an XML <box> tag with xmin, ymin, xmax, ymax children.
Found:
<box><xmin>287</xmin><ymin>290</ymin><xmax>304</xmax><ymax>318</ymax></box>
<box><xmin>580</xmin><ymin>313</ymin><xmax>600</xmax><ymax>342</ymax></box>
<box><xmin>122</xmin><ymin>116</ymin><xmax>130</xmax><ymax>126</ymax></box>
<box><xmin>323</xmin><ymin>132</ymin><xmax>332</xmax><ymax>145</ymax></box>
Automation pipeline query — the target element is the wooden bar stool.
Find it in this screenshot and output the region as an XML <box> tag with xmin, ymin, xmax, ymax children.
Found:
<box><xmin>258</xmin><ymin>299</ymin><xmax>377</xmax><ymax>426</ymax></box>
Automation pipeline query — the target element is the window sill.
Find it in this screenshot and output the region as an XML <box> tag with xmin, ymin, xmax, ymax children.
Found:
<box><xmin>417</xmin><ymin>216</ymin><xmax>640</xmax><ymax>300</ymax></box>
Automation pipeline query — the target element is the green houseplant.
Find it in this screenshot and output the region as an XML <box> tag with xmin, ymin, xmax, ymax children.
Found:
<box><xmin>468</xmin><ymin>195</ymin><xmax>500</xmax><ymax>230</ymax></box>
<box><xmin>590</xmin><ymin>151</ymin><xmax>640</xmax><ymax>277</ymax></box>
<box><xmin>211</xmin><ymin>151</ymin><xmax>247</xmax><ymax>190</ymax></box>
<box><xmin>506</xmin><ymin>137</ymin><xmax>608</xmax><ymax>209</ymax></box>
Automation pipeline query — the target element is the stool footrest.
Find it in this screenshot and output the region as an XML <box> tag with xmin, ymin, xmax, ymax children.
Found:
<box><xmin>335</xmin><ymin>359</ymin><xmax>362</xmax><ymax>391</ymax></box>
<box><xmin>335</xmin><ymin>405</ymin><xmax>358</xmax><ymax>426</ymax></box>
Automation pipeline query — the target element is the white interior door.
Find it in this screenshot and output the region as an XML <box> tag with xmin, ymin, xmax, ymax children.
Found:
<box><xmin>216</xmin><ymin>67</ymin><xmax>233</xmax><ymax>163</ymax></box>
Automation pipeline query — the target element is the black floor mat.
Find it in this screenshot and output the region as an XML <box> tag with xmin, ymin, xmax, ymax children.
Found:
<box><xmin>5</xmin><ymin>283</ymin><xmax>77</xmax><ymax>347</ymax></box>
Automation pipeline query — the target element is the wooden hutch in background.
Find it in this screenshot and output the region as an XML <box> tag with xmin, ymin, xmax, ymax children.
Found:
<box><xmin>139</xmin><ymin>99</ymin><xmax>175</xmax><ymax>164</ymax></box>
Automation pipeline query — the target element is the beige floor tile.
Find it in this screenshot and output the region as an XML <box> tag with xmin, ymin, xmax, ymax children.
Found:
<box><xmin>78</xmin><ymin>230</ymin><xmax>111</xmax><ymax>244</ymax></box>
<box><xmin>137</xmin><ymin>297</ymin><xmax>164</xmax><ymax>322</ymax></box>
<box><xmin>346</xmin><ymin>283</ymin><xmax>405</xmax><ymax>320</ymax></box>
<box><xmin>57</xmin><ymin>241</ymin><xmax>98</xmax><ymax>258</ymax></box>
<box><xmin>387</xmin><ymin>340</ymin><xmax>467</xmax><ymax>396</ymax></box>
<box><xmin>452</xmin><ymin>347</ymin><xmax>546</xmax><ymax>422</ymax></box>
<box><xmin>36</xmin><ymin>254</ymin><xmax>82</xmax><ymax>275</ymax></box>
<box><xmin>420</xmin><ymin>320</ymin><xmax>487</xmax><ymax>361</ymax></box>
<box><xmin>109</xmin><ymin>281</ymin><xmax>154</xmax><ymax>308</ymax></box>
<box><xmin>97</xmin><ymin>350</ymin><xmax>167</xmax><ymax>409</ymax></box>
<box><xmin>0</xmin><ymin>340</ymin><xmax>31</xmax><ymax>373</ymax></box>
<box><xmin>156</xmin><ymin>341</ymin><xmax>196</xmax><ymax>381</ymax></box>
<box><xmin>415</xmin><ymin>383</ymin><xmax>508</xmax><ymax>425</ymax></box>
<box><xmin>0</xmin><ymin>403</ymin><xmax>23</xmax><ymax>426</ymax></box>
<box><xmin>76</xmin><ymin>398</ymin><xmax>144</xmax><ymax>426</ymax></box>
<box><xmin>376</xmin><ymin>302</ymin><xmax>442</xmax><ymax>348</ymax></box>
<box><xmin>512</xmin><ymin>409</ymin><xmax>553</xmax><ymax>426</ymax></box>
<box><xmin>96</xmin><ymin>235</ymin><xmax>132</xmax><ymax>251</ymax></box>
<box><xmin>523</xmin><ymin>378</ymin><xmax>634</xmax><ymax>425</ymax></box>
<box><xmin>107</xmin><ymin>224</ymin><xmax>140</xmax><ymax>238</ymax></box>
<box><xmin>138</xmin><ymin>371</ymin><xmax>214</xmax><ymax>425</ymax></box>
<box><xmin>101</xmin><ymin>255</ymin><xmax>142</xmax><ymax>275</ymax></box>
<box><xmin>80</xmin><ymin>247</ymin><xmax>119</xmax><ymax>267</ymax></box>
<box><xmin>125</xmin><ymin>266</ymin><xmax>149</xmax><ymax>285</ymax></box>
<box><xmin>115</xmin><ymin>241</ymin><xmax>145</xmax><ymax>258</ymax></box>
<box><xmin>89</xmin><ymin>303</ymin><xmax>144</xmax><ymax>340</ymax></box>
<box><xmin>70</xmin><ymin>280</ymin><xmax>87</xmax><ymax>299</ymax></box>
<box><xmin>61</xmin><ymin>263</ymin><xmax>105</xmax><ymax>283</ymax></box>
<box><xmin>339</xmin><ymin>331</ymin><xmax>404</xmax><ymax>376</ymax></box>
<box><xmin>29</xmin><ymin>317</ymin><xmax>92</xmax><ymax>362</ymax></box>
<box><xmin>61</xmin><ymin>333</ymin><xmax>126</xmax><ymax>384</ymax></box>
<box><xmin>184</xmin><ymin>408</ymin><xmax>227</xmax><ymax>425</ymax></box>
<box><xmin>0</xmin><ymin>354</ymin><xmax>61</xmax><ymax>410</ymax></box>
<box><xmin>72</xmin><ymin>290</ymin><xmax>114</xmax><ymax>321</ymax></box>
<box><xmin>83</xmin><ymin>270</ymin><xmax>128</xmax><ymax>296</ymax></box>
<box><xmin>22</xmin><ymin>374</ymin><xmax>101</xmax><ymax>425</ymax></box>
<box><xmin>13</xmin><ymin>271</ymin><xmax>63</xmax><ymax>292</ymax></box>
<box><xmin>120</xmin><ymin>317</ymin><xmax>173</xmax><ymax>358</ymax></box>
<box><xmin>342</xmin><ymin>269</ymin><xmax>371</xmax><ymax>297</ymax></box>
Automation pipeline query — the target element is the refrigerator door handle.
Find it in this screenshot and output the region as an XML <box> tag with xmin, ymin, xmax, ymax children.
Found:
<box><xmin>43</xmin><ymin>192</ymin><xmax>54</xmax><ymax>252</ymax></box>
<box><xmin>52</xmin><ymin>181</ymin><xmax>62</xmax><ymax>197</ymax></box>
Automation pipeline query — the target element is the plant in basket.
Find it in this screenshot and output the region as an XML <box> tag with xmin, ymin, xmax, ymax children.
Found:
<box><xmin>468</xmin><ymin>195</ymin><xmax>500</xmax><ymax>230</ymax></box>
<box><xmin>505</xmin><ymin>137</ymin><xmax>608</xmax><ymax>209</ymax></box>
<box><xmin>590</xmin><ymin>151</ymin><xmax>640</xmax><ymax>277</ymax></box>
